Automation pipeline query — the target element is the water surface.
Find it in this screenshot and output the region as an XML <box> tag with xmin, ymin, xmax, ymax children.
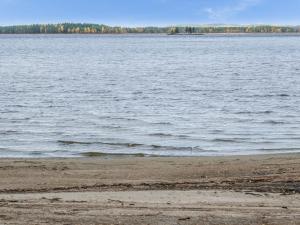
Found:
<box><xmin>0</xmin><ymin>34</ymin><xmax>300</xmax><ymax>157</ymax></box>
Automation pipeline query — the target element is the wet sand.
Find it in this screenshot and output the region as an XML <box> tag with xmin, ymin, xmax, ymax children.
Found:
<box><xmin>0</xmin><ymin>154</ymin><xmax>299</xmax><ymax>224</ymax></box>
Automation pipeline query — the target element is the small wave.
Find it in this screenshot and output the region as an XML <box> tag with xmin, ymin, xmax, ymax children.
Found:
<box><xmin>182</xmin><ymin>89</ymin><xmax>203</xmax><ymax>93</ymax></box>
<box><xmin>236</xmin><ymin>110</ymin><xmax>273</xmax><ymax>115</ymax></box>
<box><xmin>251</xmin><ymin>94</ymin><xmax>290</xmax><ymax>98</ymax></box>
<box><xmin>0</xmin><ymin>130</ymin><xmax>18</xmax><ymax>135</ymax></box>
<box><xmin>1</xmin><ymin>110</ymin><xmax>19</xmax><ymax>114</ymax></box>
<box><xmin>278</xmin><ymin>94</ymin><xmax>290</xmax><ymax>97</ymax></box>
<box><xmin>114</xmin><ymin>117</ymin><xmax>137</xmax><ymax>121</ymax></box>
<box><xmin>150</xmin><ymin>144</ymin><xmax>205</xmax><ymax>152</ymax></box>
<box><xmin>80</xmin><ymin>152</ymin><xmax>147</xmax><ymax>157</ymax></box>
<box><xmin>58</xmin><ymin>140</ymin><xmax>93</xmax><ymax>145</ymax></box>
<box><xmin>132</xmin><ymin>91</ymin><xmax>143</xmax><ymax>95</ymax></box>
<box><xmin>101</xmin><ymin>125</ymin><xmax>123</xmax><ymax>129</ymax></box>
<box><xmin>101</xmin><ymin>142</ymin><xmax>144</xmax><ymax>147</ymax></box>
<box><xmin>149</xmin><ymin>133</ymin><xmax>173</xmax><ymax>137</ymax></box>
<box><xmin>149</xmin><ymin>133</ymin><xmax>189</xmax><ymax>138</ymax></box>
<box><xmin>105</xmin><ymin>117</ymin><xmax>140</xmax><ymax>122</ymax></box>
<box><xmin>57</xmin><ymin>140</ymin><xmax>143</xmax><ymax>148</ymax></box>
<box><xmin>263</xmin><ymin>120</ymin><xmax>286</xmax><ymax>125</ymax></box>
<box><xmin>11</xmin><ymin>104</ymin><xmax>27</xmax><ymax>108</ymax></box>
<box><xmin>151</xmin><ymin>122</ymin><xmax>173</xmax><ymax>125</ymax></box>
<box><xmin>57</xmin><ymin>140</ymin><xmax>207</xmax><ymax>152</ymax></box>
<box><xmin>210</xmin><ymin>129</ymin><xmax>224</xmax><ymax>134</ymax></box>
<box><xmin>212</xmin><ymin>138</ymin><xmax>247</xmax><ymax>143</ymax></box>
<box><xmin>150</xmin><ymin>88</ymin><xmax>163</xmax><ymax>92</ymax></box>
<box><xmin>177</xmin><ymin>135</ymin><xmax>190</xmax><ymax>138</ymax></box>
<box><xmin>274</xmin><ymin>137</ymin><xmax>300</xmax><ymax>140</ymax></box>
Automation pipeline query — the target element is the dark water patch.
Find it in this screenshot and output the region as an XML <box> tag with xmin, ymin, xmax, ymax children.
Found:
<box><xmin>263</xmin><ymin>120</ymin><xmax>286</xmax><ymax>125</ymax></box>
<box><xmin>274</xmin><ymin>137</ymin><xmax>300</xmax><ymax>140</ymax></box>
<box><xmin>149</xmin><ymin>133</ymin><xmax>189</xmax><ymax>138</ymax></box>
<box><xmin>47</xmin><ymin>105</ymin><xmax>66</xmax><ymax>108</ymax></box>
<box><xmin>236</xmin><ymin>118</ymin><xmax>255</xmax><ymax>123</ymax></box>
<box><xmin>132</xmin><ymin>91</ymin><xmax>143</xmax><ymax>95</ymax></box>
<box><xmin>11</xmin><ymin>117</ymin><xmax>31</xmax><ymax>121</ymax></box>
<box><xmin>94</xmin><ymin>115</ymin><xmax>114</xmax><ymax>119</ymax></box>
<box><xmin>149</xmin><ymin>133</ymin><xmax>173</xmax><ymax>137</ymax></box>
<box><xmin>0</xmin><ymin>110</ymin><xmax>19</xmax><ymax>114</ymax></box>
<box><xmin>107</xmin><ymin>117</ymin><xmax>140</xmax><ymax>122</ymax></box>
<box><xmin>210</xmin><ymin>129</ymin><xmax>224</xmax><ymax>134</ymax></box>
<box><xmin>101</xmin><ymin>142</ymin><xmax>144</xmax><ymax>148</ymax></box>
<box><xmin>150</xmin><ymin>144</ymin><xmax>206</xmax><ymax>152</ymax></box>
<box><xmin>57</xmin><ymin>140</ymin><xmax>144</xmax><ymax>148</ymax></box>
<box><xmin>149</xmin><ymin>88</ymin><xmax>164</xmax><ymax>92</ymax></box>
<box><xmin>57</xmin><ymin>140</ymin><xmax>94</xmax><ymax>145</ymax></box>
<box><xmin>235</xmin><ymin>110</ymin><xmax>273</xmax><ymax>115</ymax></box>
<box><xmin>278</xmin><ymin>94</ymin><xmax>290</xmax><ymax>97</ymax></box>
<box><xmin>182</xmin><ymin>89</ymin><xmax>203</xmax><ymax>93</ymax></box>
<box><xmin>151</xmin><ymin>122</ymin><xmax>173</xmax><ymax>125</ymax></box>
<box><xmin>12</xmin><ymin>105</ymin><xmax>27</xmax><ymax>108</ymax></box>
<box><xmin>174</xmin><ymin>134</ymin><xmax>190</xmax><ymax>139</ymax></box>
<box><xmin>212</xmin><ymin>138</ymin><xmax>248</xmax><ymax>143</ymax></box>
<box><xmin>251</xmin><ymin>141</ymin><xmax>276</xmax><ymax>144</ymax></box>
<box><xmin>251</xmin><ymin>94</ymin><xmax>291</xmax><ymax>98</ymax></box>
<box><xmin>0</xmin><ymin>130</ymin><xmax>19</xmax><ymax>135</ymax></box>
<box><xmin>101</xmin><ymin>125</ymin><xmax>123</xmax><ymax>129</ymax></box>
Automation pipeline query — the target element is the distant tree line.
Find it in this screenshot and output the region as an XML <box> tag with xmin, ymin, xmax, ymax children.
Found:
<box><xmin>0</xmin><ymin>23</ymin><xmax>169</xmax><ymax>34</ymax></box>
<box><xmin>0</xmin><ymin>23</ymin><xmax>299</xmax><ymax>34</ymax></box>
<box><xmin>168</xmin><ymin>26</ymin><xmax>300</xmax><ymax>34</ymax></box>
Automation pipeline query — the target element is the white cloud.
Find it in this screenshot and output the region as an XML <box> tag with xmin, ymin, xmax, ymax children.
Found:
<box><xmin>204</xmin><ymin>0</ymin><xmax>262</xmax><ymax>20</ymax></box>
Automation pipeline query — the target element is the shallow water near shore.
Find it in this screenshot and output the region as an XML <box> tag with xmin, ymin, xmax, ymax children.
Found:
<box><xmin>0</xmin><ymin>34</ymin><xmax>300</xmax><ymax>157</ymax></box>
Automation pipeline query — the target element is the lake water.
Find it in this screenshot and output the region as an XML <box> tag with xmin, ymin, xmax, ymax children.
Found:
<box><xmin>0</xmin><ymin>34</ymin><xmax>300</xmax><ymax>157</ymax></box>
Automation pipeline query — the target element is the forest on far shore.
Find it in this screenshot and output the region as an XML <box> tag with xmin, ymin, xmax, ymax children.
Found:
<box><xmin>0</xmin><ymin>23</ymin><xmax>299</xmax><ymax>34</ymax></box>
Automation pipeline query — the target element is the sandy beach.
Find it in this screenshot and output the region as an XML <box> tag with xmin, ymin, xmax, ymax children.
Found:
<box><xmin>0</xmin><ymin>154</ymin><xmax>299</xmax><ymax>225</ymax></box>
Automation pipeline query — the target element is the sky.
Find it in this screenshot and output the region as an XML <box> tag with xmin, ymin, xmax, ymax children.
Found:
<box><xmin>0</xmin><ymin>0</ymin><xmax>299</xmax><ymax>26</ymax></box>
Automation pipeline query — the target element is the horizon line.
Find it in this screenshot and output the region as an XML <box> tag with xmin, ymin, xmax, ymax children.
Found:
<box><xmin>0</xmin><ymin>22</ymin><xmax>299</xmax><ymax>28</ymax></box>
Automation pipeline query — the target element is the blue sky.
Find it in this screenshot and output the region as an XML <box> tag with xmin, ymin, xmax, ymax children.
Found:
<box><xmin>0</xmin><ymin>0</ymin><xmax>299</xmax><ymax>26</ymax></box>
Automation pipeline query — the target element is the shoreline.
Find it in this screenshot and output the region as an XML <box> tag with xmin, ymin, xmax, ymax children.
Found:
<box><xmin>0</xmin><ymin>153</ymin><xmax>299</xmax><ymax>224</ymax></box>
<box><xmin>1</xmin><ymin>32</ymin><xmax>300</xmax><ymax>36</ymax></box>
<box><xmin>1</xmin><ymin>151</ymin><xmax>300</xmax><ymax>159</ymax></box>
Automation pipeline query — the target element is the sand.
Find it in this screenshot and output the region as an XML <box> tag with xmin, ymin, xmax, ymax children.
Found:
<box><xmin>0</xmin><ymin>153</ymin><xmax>299</xmax><ymax>224</ymax></box>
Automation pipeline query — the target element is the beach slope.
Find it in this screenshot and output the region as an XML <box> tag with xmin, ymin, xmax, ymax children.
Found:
<box><xmin>0</xmin><ymin>154</ymin><xmax>299</xmax><ymax>224</ymax></box>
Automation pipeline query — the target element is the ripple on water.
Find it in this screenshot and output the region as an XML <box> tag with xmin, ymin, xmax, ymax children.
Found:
<box><xmin>1</xmin><ymin>34</ymin><xmax>300</xmax><ymax>157</ymax></box>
